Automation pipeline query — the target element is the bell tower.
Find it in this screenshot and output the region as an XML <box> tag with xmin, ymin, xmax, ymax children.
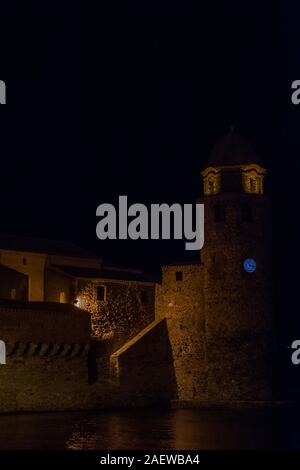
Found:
<box><xmin>200</xmin><ymin>129</ymin><xmax>274</xmax><ymax>401</ymax></box>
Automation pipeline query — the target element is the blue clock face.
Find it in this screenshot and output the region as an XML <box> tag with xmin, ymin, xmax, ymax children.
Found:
<box><xmin>243</xmin><ymin>258</ymin><xmax>256</xmax><ymax>273</ymax></box>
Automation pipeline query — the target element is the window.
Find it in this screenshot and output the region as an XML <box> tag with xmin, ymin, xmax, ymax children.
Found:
<box><xmin>96</xmin><ymin>285</ymin><xmax>106</xmax><ymax>301</ymax></box>
<box><xmin>10</xmin><ymin>288</ymin><xmax>16</xmax><ymax>300</ymax></box>
<box><xmin>176</xmin><ymin>271</ymin><xmax>183</xmax><ymax>281</ymax></box>
<box><xmin>203</xmin><ymin>171</ymin><xmax>221</xmax><ymax>195</ymax></box>
<box><xmin>214</xmin><ymin>204</ymin><xmax>225</xmax><ymax>222</ymax></box>
<box><xmin>249</xmin><ymin>178</ymin><xmax>257</xmax><ymax>193</ymax></box>
<box><xmin>241</xmin><ymin>202</ymin><xmax>253</xmax><ymax>222</ymax></box>
<box><xmin>59</xmin><ymin>291</ymin><xmax>67</xmax><ymax>303</ymax></box>
<box><xmin>22</xmin><ymin>258</ymin><xmax>27</xmax><ymax>265</ymax></box>
<box><xmin>208</xmin><ymin>179</ymin><xmax>215</xmax><ymax>193</ymax></box>
<box><xmin>140</xmin><ymin>290</ymin><xmax>148</xmax><ymax>304</ymax></box>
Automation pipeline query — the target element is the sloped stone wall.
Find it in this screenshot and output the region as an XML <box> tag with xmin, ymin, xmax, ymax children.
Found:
<box><xmin>110</xmin><ymin>318</ymin><xmax>177</xmax><ymax>406</ymax></box>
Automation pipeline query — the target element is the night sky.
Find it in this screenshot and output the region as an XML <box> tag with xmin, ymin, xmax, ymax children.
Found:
<box><xmin>0</xmin><ymin>2</ymin><xmax>300</xmax><ymax>373</ymax></box>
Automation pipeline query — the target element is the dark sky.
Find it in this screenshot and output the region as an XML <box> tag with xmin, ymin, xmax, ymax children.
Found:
<box><xmin>0</xmin><ymin>2</ymin><xmax>282</xmax><ymax>259</ymax></box>
<box><xmin>0</xmin><ymin>2</ymin><xmax>298</xmax><ymax>279</ymax></box>
<box><xmin>0</xmin><ymin>0</ymin><xmax>300</xmax><ymax>385</ymax></box>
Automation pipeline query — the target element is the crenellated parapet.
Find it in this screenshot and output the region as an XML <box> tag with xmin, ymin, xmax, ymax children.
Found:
<box><xmin>5</xmin><ymin>342</ymin><xmax>90</xmax><ymax>358</ymax></box>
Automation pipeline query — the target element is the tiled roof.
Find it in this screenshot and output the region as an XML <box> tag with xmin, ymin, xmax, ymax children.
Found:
<box><xmin>0</xmin><ymin>235</ymin><xmax>97</xmax><ymax>258</ymax></box>
<box><xmin>0</xmin><ymin>298</ymin><xmax>86</xmax><ymax>313</ymax></box>
<box><xmin>51</xmin><ymin>264</ymin><xmax>157</xmax><ymax>283</ymax></box>
<box><xmin>208</xmin><ymin>129</ymin><xmax>258</xmax><ymax>166</ymax></box>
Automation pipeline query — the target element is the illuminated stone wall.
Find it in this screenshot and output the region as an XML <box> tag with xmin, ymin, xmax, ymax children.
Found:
<box><xmin>199</xmin><ymin>192</ymin><xmax>274</xmax><ymax>401</ymax></box>
<box><xmin>0</xmin><ymin>300</ymin><xmax>164</xmax><ymax>412</ymax></box>
<box><xmin>77</xmin><ymin>280</ymin><xmax>155</xmax><ymax>351</ymax></box>
<box><xmin>0</xmin><ymin>348</ymin><xmax>90</xmax><ymax>412</ymax></box>
<box><xmin>155</xmin><ymin>264</ymin><xmax>208</xmax><ymax>400</ymax></box>
<box><xmin>0</xmin><ymin>300</ymin><xmax>91</xmax><ymax>345</ymax></box>
<box><xmin>154</xmin><ymin>191</ymin><xmax>275</xmax><ymax>402</ymax></box>
<box><xmin>0</xmin><ymin>301</ymin><xmax>95</xmax><ymax>413</ymax></box>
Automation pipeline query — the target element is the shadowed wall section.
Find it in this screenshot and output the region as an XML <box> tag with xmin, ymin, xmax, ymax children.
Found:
<box><xmin>0</xmin><ymin>265</ymin><xmax>28</xmax><ymax>301</ymax></box>
<box><xmin>110</xmin><ymin>318</ymin><xmax>178</xmax><ymax>406</ymax></box>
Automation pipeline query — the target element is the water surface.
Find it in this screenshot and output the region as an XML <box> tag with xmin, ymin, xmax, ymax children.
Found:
<box><xmin>0</xmin><ymin>408</ymin><xmax>298</xmax><ymax>450</ymax></box>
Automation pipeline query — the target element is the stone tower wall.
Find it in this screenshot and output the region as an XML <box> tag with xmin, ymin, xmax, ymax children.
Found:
<box><xmin>200</xmin><ymin>193</ymin><xmax>274</xmax><ymax>400</ymax></box>
<box><xmin>155</xmin><ymin>264</ymin><xmax>209</xmax><ymax>400</ymax></box>
<box><xmin>155</xmin><ymin>191</ymin><xmax>274</xmax><ymax>403</ymax></box>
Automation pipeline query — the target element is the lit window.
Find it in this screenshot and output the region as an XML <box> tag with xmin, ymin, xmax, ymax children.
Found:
<box><xmin>10</xmin><ymin>288</ymin><xmax>16</xmax><ymax>300</ymax></box>
<box><xmin>96</xmin><ymin>285</ymin><xmax>106</xmax><ymax>301</ymax></box>
<box><xmin>203</xmin><ymin>172</ymin><xmax>221</xmax><ymax>196</ymax></box>
<box><xmin>242</xmin><ymin>164</ymin><xmax>266</xmax><ymax>195</ymax></box>
<box><xmin>59</xmin><ymin>291</ymin><xmax>67</xmax><ymax>303</ymax></box>
<box><xmin>176</xmin><ymin>271</ymin><xmax>183</xmax><ymax>281</ymax></box>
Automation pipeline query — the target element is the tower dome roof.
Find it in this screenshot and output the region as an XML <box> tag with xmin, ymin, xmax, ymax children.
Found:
<box><xmin>208</xmin><ymin>129</ymin><xmax>258</xmax><ymax>166</ymax></box>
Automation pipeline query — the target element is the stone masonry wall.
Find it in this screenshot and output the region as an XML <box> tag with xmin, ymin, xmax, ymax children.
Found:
<box><xmin>77</xmin><ymin>280</ymin><xmax>155</xmax><ymax>352</ymax></box>
<box><xmin>155</xmin><ymin>264</ymin><xmax>208</xmax><ymax>401</ymax></box>
<box><xmin>0</xmin><ymin>300</ymin><xmax>170</xmax><ymax>412</ymax></box>
<box><xmin>0</xmin><ymin>352</ymin><xmax>90</xmax><ymax>412</ymax></box>
<box><xmin>110</xmin><ymin>318</ymin><xmax>177</xmax><ymax>406</ymax></box>
<box><xmin>200</xmin><ymin>194</ymin><xmax>275</xmax><ymax>401</ymax></box>
<box><xmin>0</xmin><ymin>300</ymin><xmax>90</xmax><ymax>345</ymax></box>
<box><xmin>0</xmin><ymin>301</ymin><xmax>93</xmax><ymax>413</ymax></box>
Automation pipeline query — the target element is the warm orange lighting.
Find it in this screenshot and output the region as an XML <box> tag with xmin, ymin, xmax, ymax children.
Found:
<box><xmin>241</xmin><ymin>164</ymin><xmax>266</xmax><ymax>194</ymax></box>
<box><xmin>202</xmin><ymin>163</ymin><xmax>266</xmax><ymax>195</ymax></box>
<box><xmin>201</xmin><ymin>167</ymin><xmax>221</xmax><ymax>195</ymax></box>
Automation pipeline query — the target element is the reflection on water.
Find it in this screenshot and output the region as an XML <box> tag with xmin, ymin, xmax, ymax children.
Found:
<box><xmin>0</xmin><ymin>408</ymin><xmax>298</xmax><ymax>450</ymax></box>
